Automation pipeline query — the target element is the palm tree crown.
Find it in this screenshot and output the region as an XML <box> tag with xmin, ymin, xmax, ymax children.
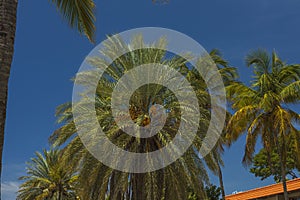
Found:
<box><xmin>226</xmin><ymin>49</ymin><xmax>300</xmax><ymax>200</ymax></box>
<box><xmin>49</xmin><ymin>35</ymin><xmax>229</xmax><ymax>199</ymax></box>
<box><xmin>17</xmin><ymin>149</ymin><xmax>79</xmax><ymax>200</ymax></box>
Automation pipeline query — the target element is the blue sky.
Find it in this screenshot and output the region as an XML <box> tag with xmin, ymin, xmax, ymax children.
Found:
<box><xmin>3</xmin><ymin>0</ymin><xmax>300</xmax><ymax>198</ymax></box>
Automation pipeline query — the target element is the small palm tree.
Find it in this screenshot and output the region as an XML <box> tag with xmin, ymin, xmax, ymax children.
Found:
<box><xmin>205</xmin><ymin>49</ymin><xmax>238</xmax><ymax>200</ymax></box>
<box><xmin>226</xmin><ymin>49</ymin><xmax>300</xmax><ymax>200</ymax></box>
<box><xmin>17</xmin><ymin>149</ymin><xmax>79</xmax><ymax>200</ymax></box>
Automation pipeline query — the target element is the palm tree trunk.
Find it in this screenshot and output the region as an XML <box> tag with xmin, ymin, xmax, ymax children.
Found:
<box><xmin>217</xmin><ymin>163</ymin><xmax>226</xmax><ymax>200</ymax></box>
<box><xmin>279</xmin><ymin>150</ymin><xmax>288</xmax><ymax>200</ymax></box>
<box><xmin>0</xmin><ymin>1</ymin><xmax>18</xmax><ymax>198</ymax></box>
<box><xmin>280</xmin><ymin>158</ymin><xmax>289</xmax><ymax>200</ymax></box>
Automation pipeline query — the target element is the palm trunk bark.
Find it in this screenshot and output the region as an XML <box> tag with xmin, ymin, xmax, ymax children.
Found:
<box><xmin>279</xmin><ymin>152</ymin><xmax>289</xmax><ymax>200</ymax></box>
<box><xmin>0</xmin><ymin>1</ymin><xmax>18</xmax><ymax>198</ymax></box>
<box><xmin>217</xmin><ymin>163</ymin><xmax>226</xmax><ymax>200</ymax></box>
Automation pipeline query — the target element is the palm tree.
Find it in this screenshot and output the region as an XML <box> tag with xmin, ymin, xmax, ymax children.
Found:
<box><xmin>226</xmin><ymin>49</ymin><xmax>300</xmax><ymax>200</ymax></box>
<box><xmin>205</xmin><ymin>49</ymin><xmax>238</xmax><ymax>200</ymax></box>
<box><xmin>0</xmin><ymin>1</ymin><xmax>96</xmax><ymax>193</ymax></box>
<box><xmin>49</xmin><ymin>35</ymin><xmax>225</xmax><ymax>199</ymax></box>
<box><xmin>17</xmin><ymin>149</ymin><xmax>79</xmax><ymax>200</ymax></box>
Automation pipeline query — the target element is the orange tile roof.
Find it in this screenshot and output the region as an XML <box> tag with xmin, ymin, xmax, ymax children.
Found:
<box><xmin>226</xmin><ymin>178</ymin><xmax>300</xmax><ymax>200</ymax></box>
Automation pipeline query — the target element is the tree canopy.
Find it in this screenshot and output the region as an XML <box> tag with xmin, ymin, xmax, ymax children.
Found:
<box><xmin>250</xmin><ymin>147</ymin><xmax>299</xmax><ymax>183</ymax></box>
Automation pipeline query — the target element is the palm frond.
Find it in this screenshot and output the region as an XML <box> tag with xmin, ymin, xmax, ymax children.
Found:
<box><xmin>50</xmin><ymin>0</ymin><xmax>96</xmax><ymax>42</ymax></box>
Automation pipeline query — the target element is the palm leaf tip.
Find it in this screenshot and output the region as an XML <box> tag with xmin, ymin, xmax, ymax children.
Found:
<box><xmin>51</xmin><ymin>0</ymin><xmax>96</xmax><ymax>43</ymax></box>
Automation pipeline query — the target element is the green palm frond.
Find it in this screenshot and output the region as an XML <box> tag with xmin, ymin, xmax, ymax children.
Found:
<box><xmin>50</xmin><ymin>0</ymin><xmax>96</xmax><ymax>42</ymax></box>
<box><xmin>245</xmin><ymin>48</ymin><xmax>270</xmax><ymax>74</ymax></box>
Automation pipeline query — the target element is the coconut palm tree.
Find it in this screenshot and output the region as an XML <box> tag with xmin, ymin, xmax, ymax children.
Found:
<box><xmin>226</xmin><ymin>49</ymin><xmax>300</xmax><ymax>200</ymax></box>
<box><xmin>0</xmin><ymin>1</ymin><xmax>96</xmax><ymax>194</ymax></box>
<box><xmin>17</xmin><ymin>149</ymin><xmax>79</xmax><ymax>200</ymax></box>
<box><xmin>49</xmin><ymin>35</ymin><xmax>227</xmax><ymax>199</ymax></box>
<box><xmin>205</xmin><ymin>49</ymin><xmax>237</xmax><ymax>200</ymax></box>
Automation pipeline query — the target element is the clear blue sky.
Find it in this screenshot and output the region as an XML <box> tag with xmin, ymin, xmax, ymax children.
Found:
<box><xmin>3</xmin><ymin>0</ymin><xmax>300</xmax><ymax>198</ymax></box>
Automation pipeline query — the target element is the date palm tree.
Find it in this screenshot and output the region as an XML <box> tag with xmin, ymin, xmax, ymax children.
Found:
<box><xmin>0</xmin><ymin>1</ymin><xmax>96</xmax><ymax>194</ymax></box>
<box><xmin>50</xmin><ymin>35</ymin><xmax>227</xmax><ymax>199</ymax></box>
<box><xmin>226</xmin><ymin>49</ymin><xmax>300</xmax><ymax>200</ymax></box>
<box><xmin>17</xmin><ymin>149</ymin><xmax>79</xmax><ymax>200</ymax></box>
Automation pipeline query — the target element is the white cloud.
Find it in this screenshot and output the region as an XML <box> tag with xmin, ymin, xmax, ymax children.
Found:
<box><xmin>1</xmin><ymin>181</ymin><xmax>19</xmax><ymax>200</ymax></box>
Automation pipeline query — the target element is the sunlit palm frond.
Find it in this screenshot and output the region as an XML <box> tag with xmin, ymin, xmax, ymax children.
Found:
<box><xmin>51</xmin><ymin>0</ymin><xmax>96</xmax><ymax>42</ymax></box>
